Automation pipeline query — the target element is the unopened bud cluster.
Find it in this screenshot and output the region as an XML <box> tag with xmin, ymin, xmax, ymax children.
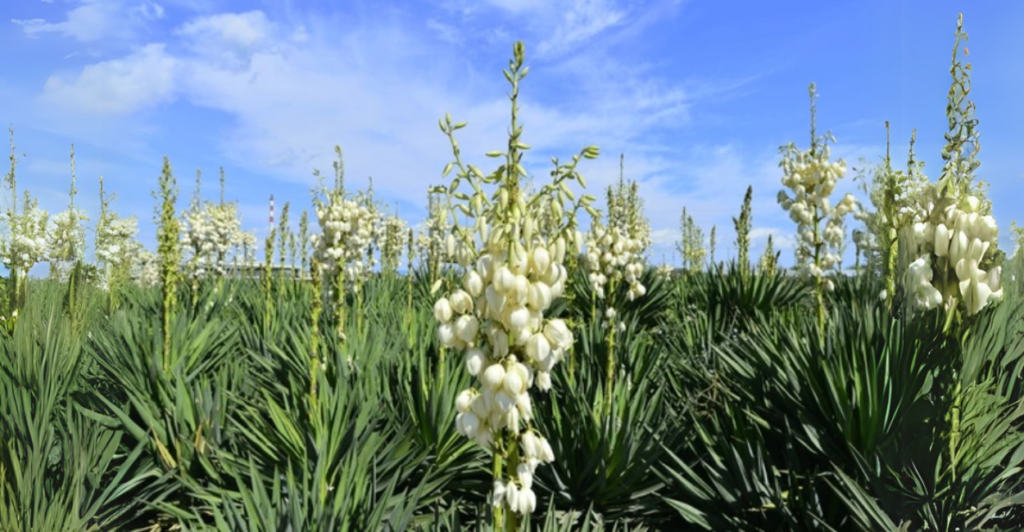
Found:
<box><xmin>778</xmin><ymin>142</ymin><xmax>858</xmax><ymax>290</ymax></box>
<box><xmin>380</xmin><ymin>213</ymin><xmax>408</xmax><ymax>274</ymax></box>
<box><xmin>906</xmin><ymin>188</ymin><xmax>1002</xmax><ymax>315</ymax></box>
<box><xmin>437</xmin><ymin>230</ymin><xmax>574</xmax><ymax>515</ymax></box>
<box><xmin>416</xmin><ymin>195</ymin><xmax>451</xmax><ymax>273</ymax></box>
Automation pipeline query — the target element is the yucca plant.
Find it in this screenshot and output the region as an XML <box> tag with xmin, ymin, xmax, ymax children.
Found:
<box><xmin>86</xmin><ymin>280</ymin><xmax>244</xmax><ymax>527</ymax></box>
<box><xmin>0</xmin><ymin>293</ymin><xmax>143</xmax><ymax>530</ymax></box>
<box><xmin>531</xmin><ymin>316</ymin><xmax>679</xmax><ymax>526</ymax></box>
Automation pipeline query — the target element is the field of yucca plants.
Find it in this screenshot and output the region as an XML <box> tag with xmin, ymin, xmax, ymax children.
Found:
<box><xmin>3</xmin><ymin>13</ymin><xmax>1024</xmax><ymax>532</ymax></box>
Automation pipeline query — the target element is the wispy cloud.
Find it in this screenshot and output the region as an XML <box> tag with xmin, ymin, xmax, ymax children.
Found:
<box><xmin>13</xmin><ymin>0</ymin><xmax>165</xmax><ymax>42</ymax></box>
<box><xmin>7</xmin><ymin>0</ymin><xmax>934</xmax><ymax>268</ymax></box>
<box><xmin>41</xmin><ymin>43</ymin><xmax>179</xmax><ymax>114</ymax></box>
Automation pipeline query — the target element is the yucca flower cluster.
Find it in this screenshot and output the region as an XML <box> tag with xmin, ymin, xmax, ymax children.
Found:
<box><xmin>584</xmin><ymin>223</ymin><xmax>647</xmax><ymax>311</ymax></box>
<box><xmin>96</xmin><ymin>216</ymin><xmax>142</xmax><ymax>288</ymax></box>
<box><xmin>779</xmin><ymin>124</ymin><xmax>859</xmax><ymax>295</ymax></box>
<box><xmin>96</xmin><ymin>216</ymin><xmax>140</xmax><ymax>266</ymax></box>
<box><xmin>311</xmin><ymin>194</ymin><xmax>379</xmax><ymax>288</ymax></box>
<box><xmin>439</xmin><ymin>232</ymin><xmax>575</xmax><ymax>514</ymax></box>
<box><xmin>906</xmin><ymin>188</ymin><xmax>1002</xmax><ymax>315</ymax></box>
<box><xmin>2</xmin><ymin>198</ymin><xmax>48</xmax><ymax>275</ymax></box>
<box><xmin>181</xmin><ymin>202</ymin><xmax>253</xmax><ymax>277</ymax></box>
<box><xmin>606</xmin><ymin>164</ymin><xmax>651</xmax><ymax>257</ymax></box>
<box><xmin>431</xmin><ymin>40</ymin><xmax>598</xmax><ymax>522</ymax></box>
<box><xmin>777</xmin><ymin>145</ymin><xmax>858</xmax><ymax>291</ymax></box>
<box><xmin>584</xmin><ymin>163</ymin><xmax>649</xmax><ymax>313</ymax></box>
<box><xmin>45</xmin><ymin>208</ymin><xmax>89</xmax><ymax>265</ymax></box>
<box><xmin>134</xmin><ymin>250</ymin><xmax>160</xmax><ymax>288</ymax></box>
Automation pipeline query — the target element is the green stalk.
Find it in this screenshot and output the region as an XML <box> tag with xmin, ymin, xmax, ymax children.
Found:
<box><xmin>492</xmin><ymin>448</ymin><xmax>505</xmax><ymax>530</ymax></box>
<box><xmin>814</xmin><ymin>225</ymin><xmax>826</xmax><ymax>340</ymax></box>
<box><xmin>950</xmin><ymin>378</ymin><xmax>961</xmax><ymax>482</ymax></box>
<box><xmin>263</xmin><ymin>229</ymin><xmax>275</xmax><ymax>332</ymax></box>
<box><xmin>335</xmin><ymin>267</ymin><xmax>346</xmax><ymax>341</ymax></box>
<box><xmin>604</xmin><ymin>276</ymin><xmax>619</xmax><ymax>418</ymax></box>
<box><xmin>505</xmin><ymin>437</ymin><xmax>521</xmax><ymax>531</ymax></box>
<box><xmin>310</xmin><ymin>254</ymin><xmax>322</xmax><ymax>400</ymax></box>
<box><xmin>156</xmin><ymin>157</ymin><xmax>180</xmax><ymax>373</ymax></box>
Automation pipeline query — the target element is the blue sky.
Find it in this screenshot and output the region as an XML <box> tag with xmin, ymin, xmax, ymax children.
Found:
<box><xmin>2</xmin><ymin>0</ymin><xmax>1023</xmax><ymax>268</ymax></box>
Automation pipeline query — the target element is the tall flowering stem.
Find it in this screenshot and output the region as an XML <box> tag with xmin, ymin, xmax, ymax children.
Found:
<box><xmin>903</xmin><ymin>14</ymin><xmax>1002</xmax><ymax>324</ymax></box>
<box><xmin>277</xmin><ymin>201</ymin><xmax>291</xmax><ymax>287</ymax></box>
<box><xmin>299</xmin><ymin>209</ymin><xmax>310</xmax><ymax>277</ymax></box>
<box><xmin>309</xmin><ymin>252</ymin><xmax>323</xmax><ymax>400</ymax></box>
<box><xmin>777</xmin><ymin>84</ymin><xmax>858</xmax><ymax>338</ymax></box>
<box><xmin>733</xmin><ymin>186</ymin><xmax>753</xmax><ymax>273</ymax></box>
<box><xmin>263</xmin><ymin>228</ymin><xmax>275</xmax><ymax>328</ymax></box>
<box><xmin>155</xmin><ymin>157</ymin><xmax>181</xmax><ymax>372</ymax></box>
<box><xmin>433</xmin><ymin>41</ymin><xmax>597</xmax><ymax>529</ymax></box>
<box><xmin>2</xmin><ymin>128</ymin><xmax>48</xmax><ymax>312</ymax></box>
<box><xmin>311</xmin><ymin>153</ymin><xmax>378</xmax><ymax>345</ymax></box>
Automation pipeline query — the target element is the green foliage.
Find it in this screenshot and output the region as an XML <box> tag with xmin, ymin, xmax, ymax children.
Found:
<box><xmin>1</xmin><ymin>15</ymin><xmax>1023</xmax><ymax>531</ymax></box>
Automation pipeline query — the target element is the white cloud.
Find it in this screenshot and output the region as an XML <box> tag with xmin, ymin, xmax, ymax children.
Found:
<box><xmin>749</xmin><ymin>227</ymin><xmax>796</xmax><ymax>251</ymax></box>
<box><xmin>41</xmin><ymin>44</ymin><xmax>178</xmax><ymax>114</ymax></box>
<box><xmin>177</xmin><ymin>11</ymin><xmax>273</xmax><ymax>50</ymax></box>
<box><xmin>536</xmin><ymin>0</ymin><xmax>630</xmax><ymax>57</ymax></box>
<box><xmin>19</xmin><ymin>3</ymin><xmax>882</xmax><ymax>268</ymax></box>
<box><xmin>13</xmin><ymin>0</ymin><xmax>165</xmax><ymax>42</ymax></box>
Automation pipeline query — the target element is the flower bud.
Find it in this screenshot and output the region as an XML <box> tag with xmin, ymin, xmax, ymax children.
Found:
<box><xmin>481</xmin><ymin>363</ymin><xmax>506</xmax><ymax>390</ymax></box>
<box><xmin>934</xmin><ymin>224</ymin><xmax>950</xmax><ymax>257</ymax></box>
<box><xmin>544</xmin><ymin>319</ymin><xmax>573</xmax><ymax>351</ymax></box>
<box><xmin>465</xmin><ymin>347</ymin><xmax>486</xmax><ymax>376</ymax></box>
<box><xmin>503</xmin><ymin>369</ymin><xmax>525</xmax><ymax>397</ymax></box>
<box><xmin>434</xmin><ymin>297</ymin><xmax>453</xmax><ymax>323</ymax></box>
<box><xmin>464</xmin><ymin>270</ymin><xmax>484</xmax><ymax>297</ymax></box>
<box><xmin>450</xmin><ymin>289</ymin><xmax>473</xmax><ymax>314</ymax></box>
<box><xmin>518</xmin><ymin>487</ymin><xmax>536</xmax><ymax>514</ymax></box>
<box><xmin>455</xmin><ymin>315</ymin><xmax>479</xmax><ymax>343</ymax></box>
<box><xmin>538</xmin><ymin>436</ymin><xmax>555</xmax><ymax>462</ymax></box>
<box><xmin>516</xmin><ymin>391</ymin><xmax>533</xmax><ymax>421</ymax></box>
<box><xmin>525</xmin><ymin>332</ymin><xmax>551</xmax><ymax>364</ymax></box>
<box><xmin>517</xmin><ymin>463</ymin><xmax>534</xmax><ymax>489</ymax></box>
<box><xmin>504</xmin><ymin>405</ymin><xmax>520</xmax><ymax>431</ymax></box>
<box><xmin>475</xmin><ymin>429</ymin><xmax>493</xmax><ymax>449</ymax></box>
<box><xmin>520</xmin><ymin>431</ymin><xmax>539</xmax><ymax>458</ymax></box>
<box><xmin>513</xmin><ymin>274</ymin><xmax>529</xmax><ymax>303</ymax></box>
<box><xmin>527</xmin><ymin>282</ymin><xmax>552</xmax><ymax>310</ymax></box>
<box><xmin>456</xmin><ymin>389</ymin><xmax>475</xmax><ymax>413</ymax></box>
<box><xmin>506</xmin><ymin>483</ymin><xmax>520</xmax><ymax>513</ymax></box>
<box><xmin>437</xmin><ymin>323</ymin><xmax>457</xmax><ymax>347</ymax></box>
<box><xmin>495</xmin><ymin>390</ymin><xmax>516</xmax><ymax>412</ymax></box>
<box><xmin>536</xmin><ymin>370</ymin><xmax>552</xmax><ymax>391</ymax></box>
<box><xmin>530</xmin><ymin>246</ymin><xmax>551</xmax><ymax>275</ymax></box>
<box><xmin>456</xmin><ymin>412</ymin><xmax>480</xmax><ymax>437</ymax></box>
<box><xmin>509</xmin><ymin>307</ymin><xmax>529</xmax><ymax>331</ymax></box>
<box><xmin>988</xmin><ymin>266</ymin><xmax>1002</xmax><ymax>292</ymax></box>
<box><xmin>976</xmin><ymin>215</ymin><xmax>998</xmax><ymax>242</ymax></box>
<box><xmin>491</xmin><ymin>480</ymin><xmax>507</xmax><ymax>507</ymax></box>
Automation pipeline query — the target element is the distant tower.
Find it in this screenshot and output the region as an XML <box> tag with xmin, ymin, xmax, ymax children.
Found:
<box><xmin>269</xmin><ymin>195</ymin><xmax>275</xmax><ymax>235</ymax></box>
